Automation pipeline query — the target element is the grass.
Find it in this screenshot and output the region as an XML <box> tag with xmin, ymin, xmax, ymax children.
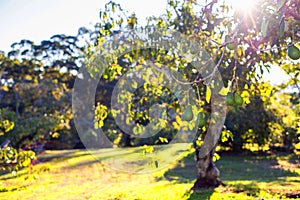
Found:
<box><xmin>0</xmin><ymin>143</ymin><xmax>299</xmax><ymax>200</ymax></box>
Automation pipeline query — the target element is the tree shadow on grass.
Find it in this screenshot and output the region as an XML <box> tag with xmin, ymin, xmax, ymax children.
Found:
<box><xmin>0</xmin><ymin>150</ymin><xmax>91</xmax><ymax>180</ymax></box>
<box><xmin>38</xmin><ymin>150</ymin><xmax>91</xmax><ymax>162</ymax></box>
<box><xmin>158</xmin><ymin>153</ymin><xmax>197</xmax><ymax>183</ymax></box>
<box><xmin>288</xmin><ymin>153</ymin><xmax>300</xmax><ymax>165</ymax></box>
<box><xmin>61</xmin><ymin>150</ymin><xmax>137</xmax><ymax>170</ymax></box>
<box><xmin>217</xmin><ymin>154</ymin><xmax>299</xmax><ymax>182</ymax></box>
<box><xmin>186</xmin><ymin>189</ymin><xmax>215</xmax><ymax>200</ymax></box>
<box><xmin>159</xmin><ymin>151</ymin><xmax>300</xmax><ymax>199</ymax></box>
<box><xmin>60</xmin><ymin>144</ymin><xmax>190</xmax><ymax>171</ymax></box>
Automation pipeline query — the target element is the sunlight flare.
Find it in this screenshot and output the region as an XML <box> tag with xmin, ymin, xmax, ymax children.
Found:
<box><xmin>227</xmin><ymin>0</ymin><xmax>258</xmax><ymax>13</ymax></box>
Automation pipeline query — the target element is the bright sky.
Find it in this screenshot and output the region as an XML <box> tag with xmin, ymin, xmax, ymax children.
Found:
<box><xmin>0</xmin><ymin>0</ymin><xmax>166</xmax><ymax>52</ymax></box>
<box><xmin>0</xmin><ymin>0</ymin><xmax>289</xmax><ymax>86</ymax></box>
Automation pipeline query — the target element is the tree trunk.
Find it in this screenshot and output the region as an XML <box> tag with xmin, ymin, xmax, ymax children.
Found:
<box><xmin>232</xmin><ymin>132</ymin><xmax>243</xmax><ymax>153</ymax></box>
<box><xmin>120</xmin><ymin>132</ymin><xmax>131</xmax><ymax>147</ymax></box>
<box><xmin>192</xmin><ymin>145</ymin><xmax>224</xmax><ymax>190</ymax></box>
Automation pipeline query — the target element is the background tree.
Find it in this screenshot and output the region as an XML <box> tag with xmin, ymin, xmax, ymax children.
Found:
<box><xmin>0</xmin><ymin>108</ymin><xmax>36</xmax><ymax>173</ymax></box>
<box><xmin>0</xmin><ymin>34</ymin><xmax>84</xmax><ymax>150</ymax></box>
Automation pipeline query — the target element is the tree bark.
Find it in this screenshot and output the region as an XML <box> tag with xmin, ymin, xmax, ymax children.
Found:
<box><xmin>192</xmin><ymin>145</ymin><xmax>225</xmax><ymax>190</ymax></box>
<box><xmin>120</xmin><ymin>132</ymin><xmax>131</xmax><ymax>147</ymax></box>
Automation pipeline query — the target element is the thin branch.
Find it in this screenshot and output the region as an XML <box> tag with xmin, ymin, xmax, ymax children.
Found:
<box><xmin>148</xmin><ymin>46</ymin><xmax>226</xmax><ymax>86</ymax></box>
<box><xmin>208</xmin><ymin>48</ymin><xmax>226</xmax><ymax>84</ymax></box>
<box><xmin>249</xmin><ymin>40</ymin><xmax>299</xmax><ymax>52</ymax></box>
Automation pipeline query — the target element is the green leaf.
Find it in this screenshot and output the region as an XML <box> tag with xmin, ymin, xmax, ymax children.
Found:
<box><xmin>22</xmin><ymin>158</ymin><xmax>31</xmax><ymax>167</ymax></box>
<box><xmin>158</xmin><ymin>137</ymin><xmax>168</xmax><ymax>143</ymax></box>
<box><xmin>132</xmin><ymin>81</ymin><xmax>138</xmax><ymax>89</ymax></box>
<box><xmin>99</xmin><ymin>121</ymin><xmax>104</xmax><ymax>128</ymax></box>
<box><xmin>261</xmin><ymin>19</ymin><xmax>269</xmax><ymax>37</ymax></box>
<box><xmin>218</xmin><ymin>87</ymin><xmax>229</xmax><ymax>96</ymax></box>
<box><xmin>206</xmin><ymin>86</ymin><xmax>211</xmax><ymax>103</ymax></box>
<box><xmin>279</xmin><ymin>20</ymin><xmax>285</xmax><ymax>37</ymax></box>
<box><xmin>237</xmin><ymin>47</ymin><xmax>244</xmax><ymax>57</ymax></box>
<box><xmin>276</xmin><ymin>0</ymin><xmax>286</xmax><ymax>12</ymax></box>
<box><xmin>212</xmin><ymin>153</ymin><xmax>220</xmax><ymax>162</ymax></box>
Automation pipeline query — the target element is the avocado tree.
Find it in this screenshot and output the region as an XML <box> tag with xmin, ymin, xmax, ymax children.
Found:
<box><xmin>76</xmin><ymin>0</ymin><xmax>300</xmax><ymax>189</ymax></box>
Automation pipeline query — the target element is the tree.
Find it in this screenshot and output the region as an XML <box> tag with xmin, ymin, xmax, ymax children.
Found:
<box><xmin>0</xmin><ymin>35</ymin><xmax>81</xmax><ymax>150</ymax></box>
<box><xmin>0</xmin><ymin>108</ymin><xmax>36</xmax><ymax>173</ymax></box>
<box><xmin>73</xmin><ymin>0</ymin><xmax>300</xmax><ymax>189</ymax></box>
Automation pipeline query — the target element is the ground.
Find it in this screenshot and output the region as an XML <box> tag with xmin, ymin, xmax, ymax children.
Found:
<box><xmin>0</xmin><ymin>143</ymin><xmax>299</xmax><ymax>200</ymax></box>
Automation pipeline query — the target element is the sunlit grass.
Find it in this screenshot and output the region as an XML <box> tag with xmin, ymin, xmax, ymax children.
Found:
<box><xmin>0</xmin><ymin>144</ymin><xmax>299</xmax><ymax>199</ymax></box>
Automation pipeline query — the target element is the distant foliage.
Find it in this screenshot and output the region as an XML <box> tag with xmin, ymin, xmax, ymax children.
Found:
<box><xmin>0</xmin><ymin>109</ymin><xmax>36</xmax><ymax>174</ymax></box>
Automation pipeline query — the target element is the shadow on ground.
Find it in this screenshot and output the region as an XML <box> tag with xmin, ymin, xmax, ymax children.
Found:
<box><xmin>160</xmin><ymin>151</ymin><xmax>300</xmax><ymax>199</ymax></box>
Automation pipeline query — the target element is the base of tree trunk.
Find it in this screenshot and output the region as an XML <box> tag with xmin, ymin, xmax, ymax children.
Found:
<box><xmin>192</xmin><ymin>146</ymin><xmax>226</xmax><ymax>190</ymax></box>
<box><xmin>192</xmin><ymin>177</ymin><xmax>225</xmax><ymax>190</ymax></box>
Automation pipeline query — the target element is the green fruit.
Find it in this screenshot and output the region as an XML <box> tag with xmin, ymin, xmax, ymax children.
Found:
<box><xmin>226</xmin><ymin>93</ymin><xmax>235</xmax><ymax>105</ymax></box>
<box><xmin>234</xmin><ymin>93</ymin><xmax>244</xmax><ymax>106</ymax></box>
<box><xmin>288</xmin><ymin>45</ymin><xmax>300</xmax><ymax>60</ymax></box>
<box><xmin>104</xmin><ymin>22</ymin><xmax>112</xmax><ymax>30</ymax></box>
<box><xmin>197</xmin><ymin>113</ymin><xmax>206</xmax><ymax>127</ymax></box>
<box><xmin>225</xmin><ymin>35</ymin><xmax>235</xmax><ymax>50</ymax></box>
<box><xmin>182</xmin><ymin>105</ymin><xmax>193</xmax><ymax>121</ymax></box>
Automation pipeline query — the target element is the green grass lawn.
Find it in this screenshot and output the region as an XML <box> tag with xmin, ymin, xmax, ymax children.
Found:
<box><xmin>0</xmin><ymin>144</ymin><xmax>299</xmax><ymax>200</ymax></box>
